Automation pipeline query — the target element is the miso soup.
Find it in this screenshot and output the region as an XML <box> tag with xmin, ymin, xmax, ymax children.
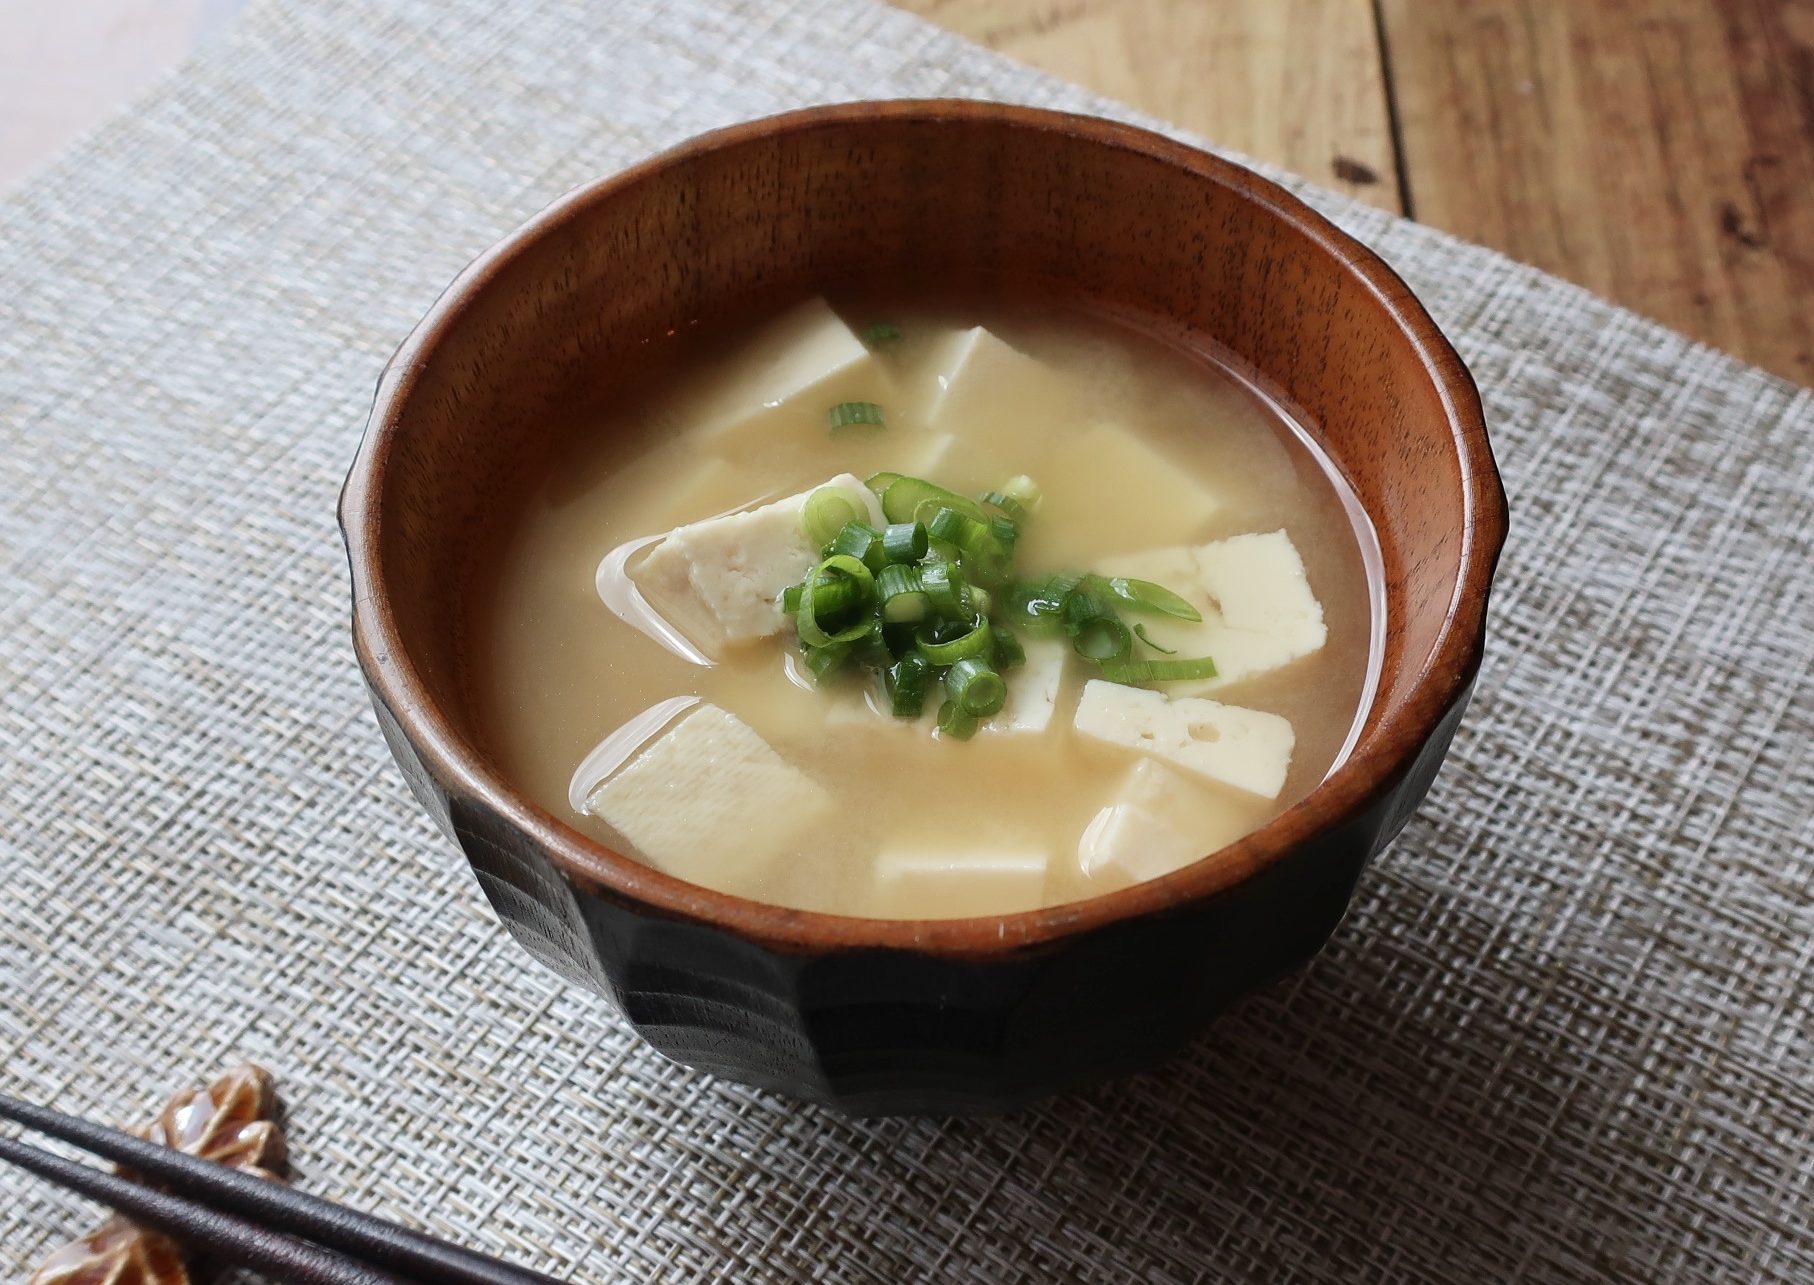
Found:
<box><xmin>473</xmin><ymin>299</ymin><xmax>1382</xmax><ymax>919</ymax></box>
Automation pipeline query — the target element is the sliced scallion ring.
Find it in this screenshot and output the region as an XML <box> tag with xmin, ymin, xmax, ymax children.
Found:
<box><xmin>936</xmin><ymin>698</ymin><xmax>979</xmax><ymax>741</ymax></box>
<box><xmin>803</xmin><ymin>487</ymin><xmax>861</xmax><ymax>547</ymax></box>
<box><xmin>828</xmin><ymin>401</ymin><xmax>886</xmax><ymax>431</ymax></box>
<box><xmin>915</xmin><ymin>615</ymin><xmax>993</xmax><ymax>666</ymax></box>
<box><xmin>944</xmin><ymin>657</ymin><xmax>1007</xmax><ymax>717</ymax></box>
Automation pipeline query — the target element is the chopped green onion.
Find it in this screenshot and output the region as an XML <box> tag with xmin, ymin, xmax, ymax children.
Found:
<box><xmin>795</xmin><ymin>555</ymin><xmax>875</xmax><ymax>647</ymax></box>
<box><xmin>944</xmin><ymin>657</ymin><xmax>1007</xmax><ymax>717</ymax></box>
<box><xmin>877</xmin><ymin>564</ymin><xmax>930</xmax><ymax>623</ymax></box>
<box><xmin>881</xmin><ymin>521</ymin><xmax>929</xmax><ymax>564</ymax></box>
<box><xmin>1061</xmin><ymin>584</ymin><xmax>1115</xmax><ymax>634</ymax></box>
<box><xmin>1098</xmin><ymin>656</ymin><xmax>1219</xmax><ymax>684</ymax></box>
<box><xmin>1085</xmin><ymin>575</ymin><xmax>1203</xmax><ymax>621</ymax></box>
<box><xmin>1134</xmin><ymin>623</ymin><xmax>1178</xmax><ymax>654</ymax></box>
<box><xmin>1007</xmin><ymin>573</ymin><xmax>1079</xmax><ymax>635</ymax></box>
<box><xmin>865</xmin><ymin>470</ymin><xmax>904</xmax><ymax>498</ymax></box>
<box><xmin>854</xmin><ymin>620</ymin><xmax>894</xmax><ymax>670</ymax></box>
<box><xmin>885</xmin><ymin>654</ymin><xmax>930</xmax><ymax>717</ymax></box>
<box><xmin>804</xmin><ymin>643</ymin><xmax>852</xmax><ymax>682</ymax></box>
<box><xmin>936</xmin><ymin>698</ymin><xmax>979</xmax><ymax>741</ymax></box>
<box><xmin>861</xmin><ymin>322</ymin><xmax>902</xmax><ymax>348</ymax></box>
<box><xmin>782</xmin><ymin>574</ymin><xmax>862</xmax><ymax>618</ymax></box>
<box><xmin>880</xmin><ymin>475</ymin><xmax>986</xmax><ymax>525</ymax></box>
<box><xmin>991</xmin><ymin>626</ymin><xmax>1026</xmax><ymax>670</ymax></box>
<box><xmin>988</xmin><ymin>514</ymin><xmax>1019</xmax><ymax>552</ymax></box>
<box><xmin>829</xmin><ymin>520</ymin><xmax>885</xmax><ymax>571</ymax></box>
<box><xmin>828</xmin><ymin>401</ymin><xmax>886</xmax><ymax>431</ymax></box>
<box><xmin>1072</xmin><ymin>616</ymin><xmax>1133</xmax><ymax>662</ymax></box>
<box><xmin>966</xmin><ymin>585</ymin><xmax>993</xmax><ymax>617</ymax></box>
<box><xmin>915</xmin><ymin>616</ymin><xmax>993</xmax><ymax>666</ymax></box>
<box><xmin>928</xmin><ymin>506</ymin><xmax>991</xmax><ymax>557</ymax></box>
<box><xmin>978</xmin><ymin>490</ymin><xmax>1029</xmax><ymax>526</ymax></box>
<box><xmin>804</xmin><ymin>487</ymin><xmax>861</xmax><ymax>547</ymax></box>
<box><xmin>918</xmin><ymin>560</ymin><xmax>968</xmax><ymax>618</ymax></box>
<box><xmin>881</xmin><ymin>622</ymin><xmax>919</xmax><ymax>659</ymax></box>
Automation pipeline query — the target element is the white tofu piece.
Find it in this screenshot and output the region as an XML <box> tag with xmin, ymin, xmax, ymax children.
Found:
<box><xmin>1077</xmin><ymin>759</ymin><xmax>1255</xmax><ymax>885</ymax></box>
<box><xmin>902</xmin><ymin>432</ymin><xmax>989</xmax><ymax>489</ymax></box>
<box><xmin>1033</xmin><ymin>423</ymin><xmax>1223</xmax><ymax>561</ymax></box>
<box><xmin>689</xmin><ymin>299</ymin><xmax>891</xmax><ymax>450</ymax></box>
<box><xmin>1073</xmin><ymin>679</ymin><xmax>1295</xmax><ymax>799</ymax></box>
<box><xmin>872</xmin><ymin>845</ymin><xmax>1051</xmax><ymax>918</ymax></box>
<box><xmin>632</xmin><ymin>473</ymin><xmax>883</xmax><ymax>652</ymax></box>
<box><xmin>584</xmin><ymin>704</ymin><xmax>833</xmax><ymax>883</ymax></box>
<box><xmin>1095</xmin><ymin>529</ymin><xmax>1327</xmax><ymax>692</ymax></box>
<box><xmin>980</xmin><ymin>639</ymin><xmax>1068</xmax><ymax>735</ymax></box>
<box><xmin>921</xmin><ymin>327</ymin><xmax>1055</xmax><ymax>425</ymax></box>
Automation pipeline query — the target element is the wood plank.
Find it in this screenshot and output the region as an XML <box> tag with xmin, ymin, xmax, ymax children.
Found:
<box><xmin>892</xmin><ymin>0</ymin><xmax>1404</xmax><ymax>212</ymax></box>
<box><xmin>1380</xmin><ymin>0</ymin><xmax>1814</xmax><ymax>385</ymax></box>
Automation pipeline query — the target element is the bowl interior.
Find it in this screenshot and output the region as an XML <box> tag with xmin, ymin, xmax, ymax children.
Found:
<box><xmin>353</xmin><ymin>103</ymin><xmax>1499</xmax><ymax>943</ymax></box>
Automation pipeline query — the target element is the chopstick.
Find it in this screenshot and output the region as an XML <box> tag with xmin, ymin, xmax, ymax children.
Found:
<box><xmin>0</xmin><ymin>1092</ymin><xmax>565</xmax><ymax>1285</ymax></box>
<box><xmin>0</xmin><ymin>1131</ymin><xmax>406</xmax><ymax>1284</ymax></box>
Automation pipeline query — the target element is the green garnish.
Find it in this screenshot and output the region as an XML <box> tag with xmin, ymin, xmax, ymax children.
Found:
<box><xmin>1085</xmin><ymin>575</ymin><xmax>1203</xmax><ymax>622</ymax></box>
<box><xmin>828</xmin><ymin>520</ymin><xmax>885</xmax><ymax>571</ymax></box>
<box><xmin>828</xmin><ymin>401</ymin><xmax>886</xmax><ymax>431</ymax></box>
<box><xmin>1097</xmin><ymin>656</ymin><xmax>1219</xmax><ymax>684</ymax></box>
<box><xmin>861</xmin><ymin>322</ymin><xmax>902</xmax><ymax>348</ymax></box>
<box><xmin>804</xmin><ymin>487</ymin><xmax>861</xmax><ymax>547</ymax></box>
<box><xmin>1134</xmin><ymin>623</ymin><xmax>1177</xmax><ymax>654</ymax></box>
<box><xmin>877</xmin><ymin>564</ymin><xmax>930</xmax><ymax>623</ymax></box>
<box><xmin>885</xmin><ymin>654</ymin><xmax>930</xmax><ymax>717</ymax></box>
<box><xmin>782</xmin><ymin>471</ymin><xmax>1214</xmax><ymax>731</ymax></box>
<box><xmin>879</xmin><ymin>475</ymin><xmax>986</xmax><ymax>526</ymax></box>
<box><xmin>936</xmin><ymin>698</ymin><xmax>979</xmax><ymax>741</ymax></box>
<box><xmin>944</xmin><ymin>657</ymin><xmax>1007</xmax><ymax>717</ymax></box>
<box><xmin>915</xmin><ymin>616</ymin><xmax>993</xmax><ymax>666</ymax></box>
<box><xmin>881</xmin><ymin>521</ymin><xmax>929</xmax><ymax>564</ymax></box>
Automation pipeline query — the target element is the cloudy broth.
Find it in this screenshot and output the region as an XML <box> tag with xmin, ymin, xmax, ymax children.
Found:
<box><xmin>472</xmin><ymin>300</ymin><xmax>1381</xmax><ymax>918</ymax></box>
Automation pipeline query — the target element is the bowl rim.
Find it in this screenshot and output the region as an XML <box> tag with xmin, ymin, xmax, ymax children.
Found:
<box><xmin>341</xmin><ymin>99</ymin><xmax>1508</xmax><ymax>958</ymax></box>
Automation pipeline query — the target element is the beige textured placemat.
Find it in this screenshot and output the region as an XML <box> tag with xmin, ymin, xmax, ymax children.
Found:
<box><xmin>2</xmin><ymin>0</ymin><xmax>1810</xmax><ymax>1279</ymax></box>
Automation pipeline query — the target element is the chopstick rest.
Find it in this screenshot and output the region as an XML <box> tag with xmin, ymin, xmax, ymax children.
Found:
<box><xmin>7</xmin><ymin>1069</ymin><xmax>566</xmax><ymax>1285</ymax></box>
<box><xmin>30</xmin><ymin>1063</ymin><xmax>287</xmax><ymax>1285</ymax></box>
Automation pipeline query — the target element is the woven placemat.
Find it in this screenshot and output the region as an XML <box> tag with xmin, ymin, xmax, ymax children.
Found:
<box><xmin>2</xmin><ymin>0</ymin><xmax>1810</xmax><ymax>1279</ymax></box>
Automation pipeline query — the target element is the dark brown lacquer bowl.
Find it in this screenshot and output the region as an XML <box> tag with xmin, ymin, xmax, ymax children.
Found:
<box><xmin>341</xmin><ymin>101</ymin><xmax>1507</xmax><ymax>1115</ymax></box>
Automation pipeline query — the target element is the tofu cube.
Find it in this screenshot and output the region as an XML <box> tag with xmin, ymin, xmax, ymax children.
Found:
<box><xmin>872</xmin><ymin>845</ymin><xmax>1051</xmax><ymax>918</ymax></box>
<box><xmin>584</xmin><ymin>704</ymin><xmax>834</xmax><ymax>883</ymax></box>
<box><xmin>632</xmin><ymin>473</ymin><xmax>883</xmax><ymax>652</ymax></box>
<box><xmin>1031</xmin><ymin>423</ymin><xmax>1224</xmax><ymax>562</ymax></box>
<box><xmin>1073</xmin><ymin>679</ymin><xmax>1295</xmax><ymax>799</ymax></box>
<box><xmin>980</xmin><ymin>638</ymin><xmax>1069</xmax><ymax>735</ymax></box>
<box><xmin>1095</xmin><ymin>529</ymin><xmax>1327</xmax><ymax>692</ymax></box>
<box><xmin>690</xmin><ymin>298</ymin><xmax>892</xmax><ymax>450</ymax></box>
<box><xmin>1078</xmin><ymin>759</ymin><xmax>1256</xmax><ymax>885</ymax></box>
<box><xmin>922</xmin><ymin>327</ymin><xmax>1056</xmax><ymax>425</ymax></box>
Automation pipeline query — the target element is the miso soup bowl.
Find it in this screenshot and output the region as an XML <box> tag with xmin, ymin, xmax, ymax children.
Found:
<box><xmin>342</xmin><ymin>101</ymin><xmax>1507</xmax><ymax>1115</ymax></box>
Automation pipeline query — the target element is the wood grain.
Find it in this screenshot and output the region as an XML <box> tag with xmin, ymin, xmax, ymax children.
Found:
<box><xmin>1380</xmin><ymin>0</ymin><xmax>1814</xmax><ymax>385</ymax></box>
<box><xmin>891</xmin><ymin>0</ymin><xmax>1404</xmax><ymax>212</ymax></box>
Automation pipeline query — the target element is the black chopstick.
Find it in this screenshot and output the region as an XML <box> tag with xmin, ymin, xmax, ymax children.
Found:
<box><xmin>0</xmin><ymin>1092</ymin><xmax>565</xmax><ymax>1285</ymax></box>
<box><xmin>0</xmin><ymin>1131</ymin><xmax>407</xmax><ymax>1284</ymax></box>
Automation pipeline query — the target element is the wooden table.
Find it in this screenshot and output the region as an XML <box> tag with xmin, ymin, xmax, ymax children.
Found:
<box><xmin>5</xmin><ymin>0</ymin><xmax>1808</xmax><ymax>384</ymax></box>
<box><xmin>896</xmin><ymin>0</ymin><xmax>1814</xmax><ymax>386</ymax></box>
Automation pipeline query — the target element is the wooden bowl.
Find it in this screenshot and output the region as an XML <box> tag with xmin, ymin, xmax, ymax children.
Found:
<box><xmin>341</xmin><ymin>101</ymin><xmax>1507</xmax><ymax>1114</ymax></box>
